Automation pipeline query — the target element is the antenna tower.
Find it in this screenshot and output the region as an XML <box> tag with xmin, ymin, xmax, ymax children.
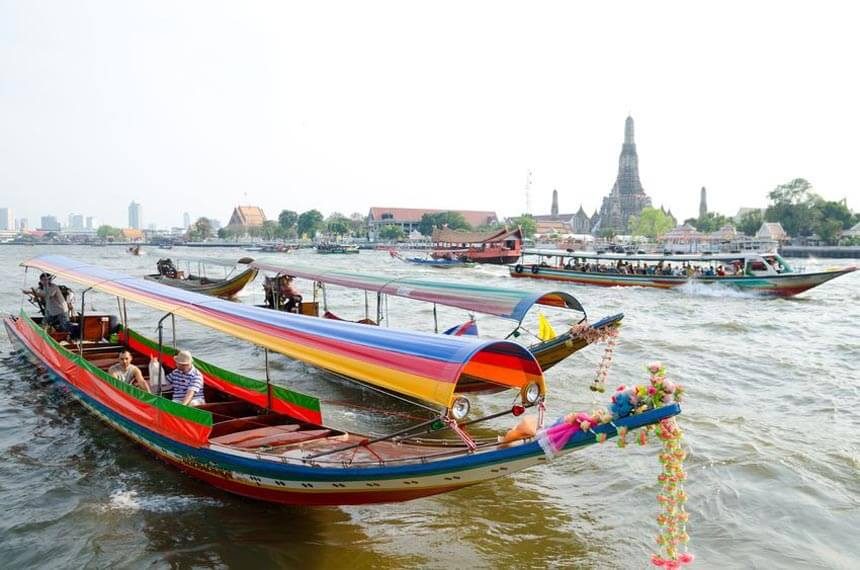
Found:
<box><xmin>524</xmin><ymin>169</ymin><xmax>533</xmax><ymax>214</ymax></box>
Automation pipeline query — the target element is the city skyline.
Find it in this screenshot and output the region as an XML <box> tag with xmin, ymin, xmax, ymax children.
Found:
<box><xmin>1</xmin><ymin>2</ymin><xmax>858</xmax><ymax>229</ymax></box>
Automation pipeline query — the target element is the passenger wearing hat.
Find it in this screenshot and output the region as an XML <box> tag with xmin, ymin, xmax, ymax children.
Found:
<box><xmin>166</xmin><ymin>350</ymin><xmax>205</xmax><ymax>406</ymax></box>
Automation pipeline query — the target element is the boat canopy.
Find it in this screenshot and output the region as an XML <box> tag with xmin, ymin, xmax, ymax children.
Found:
<box><xmin>523</xmin><ymin>248</ymin><xmax>779</xmax><ymax>264</ymax></box>
<box><xmin>249</xmin><ymin>261</ymin><xmax>585</xmax><ymax>322</ymax></box>
<box><xmin>25</xmin><ymin>256</ymin><xmax>545</xmax><ymax>409</ymax></box>
<box><xmin>161</xmin><ymin>256</ymin><xmax>255</xmax><ymax>267</ymax></box>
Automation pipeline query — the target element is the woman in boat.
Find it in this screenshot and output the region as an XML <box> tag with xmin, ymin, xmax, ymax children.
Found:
<box><xmin>108</xmin><ymin>350</ymin><xmax>151</xmax><ymax>393</ymax></box>
<box><xmin>166</xmin><ymin>350</ymin><xmax>205</xmax><ymax>406</ymax></box>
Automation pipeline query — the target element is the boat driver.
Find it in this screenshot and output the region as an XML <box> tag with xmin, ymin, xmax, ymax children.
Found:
<box><xmin>23</xmin><ymin>273</ymin><xmax>72</xmax><ymax>332</ymax></box>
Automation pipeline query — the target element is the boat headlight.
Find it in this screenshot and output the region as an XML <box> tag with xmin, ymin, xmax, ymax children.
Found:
<box><xmin>450</xmin><ymin>397</ymin><xmax>471</xmax><ymax>420</ymax></box>
<box><xmin>523</xmin><ymin>382</ymin><xmax>542</xmax><ymax>404</ymax></box>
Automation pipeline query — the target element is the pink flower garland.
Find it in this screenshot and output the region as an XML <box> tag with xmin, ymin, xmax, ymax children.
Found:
<box><xmin>570</xmin><ymin>322</ymin><xmax>621</xmax><ymax>393</ymax></box>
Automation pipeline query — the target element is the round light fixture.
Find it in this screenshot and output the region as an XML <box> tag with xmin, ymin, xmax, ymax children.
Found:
<box><xmin>524</xmin><ymin>382</ymin><xmax>541</xmax><ymax>404</ymax></box>
<box><xmin>450</xmin><ymin>397</ymin><xmax>471</xmax><ymax>420</ymax></box>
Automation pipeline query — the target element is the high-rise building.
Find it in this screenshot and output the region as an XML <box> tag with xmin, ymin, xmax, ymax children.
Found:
<box><xmin>0</xmin><ymin>208</ymin><xmax>13</xmax><ymax>231</ymax></box>
<box><xmin>68</xmin><ymin>213</ymin><xmax>84</xmax><ymax>231</ymax></box>
<box><xmin>40</xmin><ymin>216</ymin><xmax>61</xmax><ymax>231</ymax></box>
<box><xmin>18</xmin><ymin>218</ymin><xmax>28</xmax><ymax>231</ymax></box>
<box><xmin>129</xmin><ymin>201</ymin><xmax>142</xmax><ymax>229</ymax></box>
<box><xmin>183</xmin><ymin>212</ymin><xmax>191</xmax><ymax>228</ymax></box>
<box><xmin>593</xmin><ymin>116</ymin><xmax>653</xmax><ymax>234</ymax></box>
<box><xmin>86</xmin><ymin>216</ymin><xmax>98</xmax><ymax>230</ymax></box>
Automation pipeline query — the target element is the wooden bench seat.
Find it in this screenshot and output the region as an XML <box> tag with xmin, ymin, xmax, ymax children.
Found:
<box><xmin>230</xmin><ymin>429</ymin><xmax>332</xmax><ymax>449</ymax></box>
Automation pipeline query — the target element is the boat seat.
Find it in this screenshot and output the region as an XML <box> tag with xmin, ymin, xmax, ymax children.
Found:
<box><xmin>195</xmin><ymin>401</ymin><xmax>257</xmax><ymax>417</ymax></box>
<box><xmin>210</xmin><ymin>424</ymin><xmax>301</xmax><ymax>445</ymax></box>
<box><xmin>232</xmin><ymin>429</ymin><xmax>331</xmax><ymax>449</ymax></box>
<box><xmin>209</xmin><ymin>414</ymin><xmax>296</xmax><ymax>437</ymax></box>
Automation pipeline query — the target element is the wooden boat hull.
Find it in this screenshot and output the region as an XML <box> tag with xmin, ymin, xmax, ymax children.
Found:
<box><xmin>4</xmin><ymin>313</ymin><xmax>679</xmax><ymax>506</ymax></box>
<box><xmin>144</xmin><ymin>267</ymin><xmax>258</xmax><ymax>298</ymax></box>
<box><xmin>509</xmin><ymin>264</ymin><xmax>856</xmax><ymax>298</ymax></box>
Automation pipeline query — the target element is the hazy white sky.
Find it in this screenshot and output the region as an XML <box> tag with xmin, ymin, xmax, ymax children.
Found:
<box><xmin>2</xmin><ymin>1</ymin><xmax>858</xmax><ymax>229</ymax></box>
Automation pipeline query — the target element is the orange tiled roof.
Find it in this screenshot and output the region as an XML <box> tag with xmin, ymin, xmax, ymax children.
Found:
<box><xmin>229</xmin><ymin>206</ymin><xmax>267</xmax><ymax>227</ymax></box>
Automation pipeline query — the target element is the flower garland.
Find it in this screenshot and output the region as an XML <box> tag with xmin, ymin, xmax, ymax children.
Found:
<box><xmin>531</xmin><ymin>362</ymin><xmax>693</xmax><ymax>567</ymax></box>
<box><xmin>570</xmin><ymin>322</ymin><xmax>621</xmax><ymax>393</ymax></box>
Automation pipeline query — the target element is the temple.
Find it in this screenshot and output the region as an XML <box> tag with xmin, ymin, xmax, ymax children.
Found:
<box><xmin>593</xmin><ymin>116</ymin><xmax>653</xmax><ymax>234</ymax></box>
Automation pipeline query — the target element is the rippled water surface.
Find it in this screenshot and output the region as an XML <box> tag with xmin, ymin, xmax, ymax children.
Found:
<box><xmin>1</xmin><ymin>245</ymin><xmax>858</xmax><ymax>569</ymax></box>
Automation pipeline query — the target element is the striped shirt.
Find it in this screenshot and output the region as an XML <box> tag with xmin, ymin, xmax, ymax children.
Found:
<box><xmin>167</xmin><ymin>367</ymin><xmax>205</xmax><ymax>405</ymax></box>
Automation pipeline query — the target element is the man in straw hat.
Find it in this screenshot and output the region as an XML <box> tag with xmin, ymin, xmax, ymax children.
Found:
<box><xmin>166</xmin><ymin>350</ymin><xmax>205</xmax><ymax>406</ymax></box>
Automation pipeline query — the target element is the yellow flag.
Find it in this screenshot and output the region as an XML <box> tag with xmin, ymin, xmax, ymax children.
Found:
<box><xmin>538</xmin><ymin>312</ymin><xmax>557</xmax><ymax>341</ymax></box>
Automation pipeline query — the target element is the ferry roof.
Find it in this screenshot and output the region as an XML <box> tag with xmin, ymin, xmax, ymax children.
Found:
<box><xmin>24</xmin><ymin>255</ymin><xmax>544</xmax><ymax>410</ymax></box>
<box><xmin>249</xmin><ymin>260</ymin><xmax>585</xmax><ymax>322</ymax></box>
<box><xmin>522</xmin><ymin>248</ymin><xmax>777</xmax><ymax>263</ymax></box>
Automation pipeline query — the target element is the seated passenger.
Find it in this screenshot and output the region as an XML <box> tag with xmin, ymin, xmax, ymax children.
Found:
<box><xmin>167</xmin><ymin>350</ymin><xmax>205</xmax><ymax>406</ymax></box>
<box><xmin>108</xmin><ymin>350</ymin><xmax>151</xmax><ymax>393</ymax></box>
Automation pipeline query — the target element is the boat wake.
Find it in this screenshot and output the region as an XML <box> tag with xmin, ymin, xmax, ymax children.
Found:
<box><xmin>674</xmin><ymin>281</ymin><xmax>763</xmax><ymax>299</ymax></box>
<box><xmin>101</xmin><ymin>489</ymin><xmax>223</xmax><ymax>513</ymax></box>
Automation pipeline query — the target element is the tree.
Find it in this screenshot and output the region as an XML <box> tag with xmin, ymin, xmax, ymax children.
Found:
<box><xmin>765</xmin><ymin>178</ymin><xmax>820</xmax><ymax>237</ymax></box>
<box><xmin>509</xmin><ymin>214</ymin><xmax>536</xmax><ymax>238</ymax></box>
<box><xmin>217</xmin><ymin>227</ymin><xmax>236</xmax><ymax>240</ymax></box>
<box><xmin>628</xmin><ymin>207</ymin><xmax>676</xmax><ymax>238</ymax></box>
<box><xmin>417</xmin><ymin>212</ymin><xmax>472</xmax><ymax>236</ymax></box>
<box><xmin>297</xmin><ymin>209</ymin><xmax>324</xmax><ymax>238</ymax></box>
<box><xmin>737</xmin><ymin>210</ymin><xmax>763</xmax><ymax>236</ymax></box>
<box><xmin>96</xmin><ymin>225</ymin><xmax>122</xmax><ymax>241</ymax></box>
<box><xmin>188</xmin><ymin>217</ymin><xmax>213</xmax><ymax>241</ymax></box>
<box><xmin>349</xmin><ymin>212</ymin><xmax>367</xmax><ymax>238</ymax></box>
<box><xmin>326</xmin><ymin>214</ymin><xmax>351</xmax><ymax>237</ymax></box>
<box><xmin>683</xmin><ymin>212</ymin><xmax>731</xmax><ymax>233</ymax></box>
<box><xmin>261</xmin><ymin>220</ymin><xmax>280</xmax><ymax>240</ymax></box>
<box><xmin>816</xmin><ymin>219</ymin><xmax>844</xmax><ymax>242</ymax></box>
<box><xmin>378</xmin><ymin>225</ymin><xmax>405</xmax><ymax>240</ymax></box>
<box><xmin>278</xmin><ymin>210</ymin><xmax>298</xmax><ymax>231</ymax></box>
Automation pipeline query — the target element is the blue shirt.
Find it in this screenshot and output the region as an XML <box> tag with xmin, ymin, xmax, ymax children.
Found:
<box><xmin>167</xmin><ymin>367</ymin><xmax>205</xmax><ymax>405</ymax></box>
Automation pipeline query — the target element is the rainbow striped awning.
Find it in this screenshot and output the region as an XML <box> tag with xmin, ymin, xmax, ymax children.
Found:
<box><xmin>24</xmin><ymin>256</ymin><xmax>545</xmax><ymax>409</ymax></box>
<box><xmin>249</xmin><ymin>261</ymin><xmax>585</xmax><ymax>322</ymax></box>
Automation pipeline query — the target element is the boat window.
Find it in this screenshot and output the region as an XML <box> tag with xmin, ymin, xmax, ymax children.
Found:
<box><xmin>749</xmin><ymin>260</ymin><xmax>767</xmax><ymax>271</ymax></box>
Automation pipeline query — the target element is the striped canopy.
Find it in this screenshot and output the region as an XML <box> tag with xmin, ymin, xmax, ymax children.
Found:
<box><xmin>25</xmin><ymin>256</ymin><xmax>545</xmax><ymax>409</ymax></box>
<box><xmin>249</xmin><ymin>261</ymin><xmax>585</xmax><ymax>322</ymax></box>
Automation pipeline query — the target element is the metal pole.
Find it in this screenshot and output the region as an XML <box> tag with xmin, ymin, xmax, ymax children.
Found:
<box><xmin>376</xmin><ymin>292</ymin><xmax>382</xmax><ymax>324</ymax></box>
<box><xmin>78</xmin><ymin>286</ymin><xmax>93</xmax><ymax>357</ymax></box>
<box><xmin>156</xmin><ymin>313</ymin><xmax>172</xmax><ymax>395</ymax></box>
<box><xmin>171</xmin><ymin>314</ymin><xmax>176</xmax><ymax>349</ymax></box>
<box><xmin>433</xmin><ymin>303</ymin><xmax>438</xmax><ymax>333</ymax></box>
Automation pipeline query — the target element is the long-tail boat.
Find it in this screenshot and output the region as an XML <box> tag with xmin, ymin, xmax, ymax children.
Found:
<box><xmin>510</xmin><ymin>249</ymin><xmax>856</xmax><ymax>297</ymax></box>
<box><xmin>248</xmin><ymin>261</ymin><xmax>623</xmax><ymax>372</ymax></box>
<box><xmin>144</xmin><ymin>256</ymin><xmax>258</xmax><ymax>298</ymax></box>
<box><xmin>4</xmin><ymin>255</ymin><xmax>678</xmax><ymax>505</ymax></box>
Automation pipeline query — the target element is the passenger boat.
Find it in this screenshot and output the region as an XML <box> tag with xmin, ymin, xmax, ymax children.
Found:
<box><xmin>5</xmin><ymin>255</ymin><xmax>679</xmax><ymax>505</ymax></box>
<box><xmin>430</xmin><ymin>227</ymin><xmax>523</xmax><ymax>265</ymax></box>
<box><xmin>144</xmin><ymin>256</ymin><xmax>258</xmax><ymax>298</ymax></box>
<box><xmin>510</xmin><ymin>249</ymin><xmax>856</xmax><ymax>297</ymax></box>
<box><xmin>248</xmin><ymin>261</ymin><xmax>623</xmax><ymax>373</ymax></box>
<box><xmin>316</xmin><ymin>243</ymin><xmax>360</xmax><ymax>254</ymax></box>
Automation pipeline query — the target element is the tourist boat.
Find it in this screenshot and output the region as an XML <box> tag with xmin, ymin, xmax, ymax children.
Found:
<box><xmin>316</xmin><ymin>243</ymin><xmax>360</xmax><ymax>254</ymax></box>
<box><xmin>248</xmin><ymin>261</ymin><xmax>623</xmax><ymax>373</ymax></box>
<box><xmin>127</xmin><ymin>245</ymin><xmax>141</xmax><ymax>255</ymax></box>
<box><xmin>430</xmin><ymin>227</ymin><xmax>523</xmax><ymax>265</ymax></box>
<box><xmin>144</xmin><ymin>256</ymin><xmax>258</xmax><ymax>298</ymax></box>
<box><xmin>510</xmin><ymin>249</ymin><xmax>856</xmax><ymax>297</ymax></box>
<box><xmin>4</xmin><ymin>255</ymin><xmax>679</xmax><ymax>505</ymax></box>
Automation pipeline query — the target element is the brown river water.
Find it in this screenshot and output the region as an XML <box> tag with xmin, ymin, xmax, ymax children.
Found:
<box><xmin>0</xmin><ymin>245</ymin><xmax>857</xmax><ymax>569</ymax></box>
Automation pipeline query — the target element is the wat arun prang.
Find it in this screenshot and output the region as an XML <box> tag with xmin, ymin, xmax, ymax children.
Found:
<box><xmin>593</xmin><ymin>116</ymin><xmax>652</xmax><ymax>234</ymax></box>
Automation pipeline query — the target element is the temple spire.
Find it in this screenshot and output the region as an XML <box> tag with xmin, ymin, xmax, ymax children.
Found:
<box><xmin>624</xmin><ymin>116</ymin><xmax>635</xmax><ymax>145</ymax></box>
<box><xmin>551</xmin><ymin>189</ymin><xmax>559</xmax><ymax>216</ymax></box>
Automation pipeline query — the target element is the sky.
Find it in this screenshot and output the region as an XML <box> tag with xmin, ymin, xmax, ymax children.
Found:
<box><xmin>2</xmin><ymin>1</ymin><xmax>859</xmax><ymax>229</ymax></box>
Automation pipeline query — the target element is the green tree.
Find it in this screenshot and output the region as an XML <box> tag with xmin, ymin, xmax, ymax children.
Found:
<box><xmin>261</xmin><ymin>220</ymin><xmax>280</xmax><ymax>240</ymax></box>
<box><xmin>297</xmin><ymin>209</ymin><xmax>324</xmax><ymax>239</ymax></box>
<box><xmin>378</xmin><ymin>225</ymin><xmax>405</xmax><ymax>240</ymax></box>
<box><xmin>188</xmin><ymin>217</ymin><xmax>213</xmax><ymax>241</ymax></box>
<box><xmin>629</xmin><ymin>207</ymin><xmax>676</xmax><ymax>238</ymax></box>
<box><xmin>217</xmin><ymin>227</ymin><xmax>236</xmax><ymax>240</ymax></box>
<box><xmin>765</xmin><ymin>178</ymin><xmax>820</xmax><ymax>237</ymax></box>
<box><xmin>349</xmin><ymin>212</ymin><xmax>367</xmax><ymax>238</ymax></box>
<box><xmin>96</xmin><ymin>225</ymin><xmax>122</xmax><ymax>240</ymax></box>
<box><xmin>278</xmin><ymin>210</ymin><xmax>298</xmax><ymax>232</ymax></box>
<box><xmin>509</xmin><ymin>214</ymin><xmax>536</xmax><ymax>238</ymax></box>
<box><xmin>816</xmin><ymin>219</ymin><xmax>844</xmax><ymax>242</ymax></box>
<box><xmin>737</xmin><ymin>210</ymin><xmax>764</xmax><ymax>236</ymax></box>
<box><xmin>417</xmin><ymin>212</ymin><xmax>471</xmax><ymax>235</ymax></box>
<box><xmin>326</xmin><ymin>214</ymin><xmax>351</xmax><ymax>237</ymax></box>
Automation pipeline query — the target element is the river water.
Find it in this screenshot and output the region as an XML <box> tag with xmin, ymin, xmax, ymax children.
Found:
<box><xmin>0</xmin><ymin>245</ymin><xmax>857</xmax><ymax>569</ymax></box>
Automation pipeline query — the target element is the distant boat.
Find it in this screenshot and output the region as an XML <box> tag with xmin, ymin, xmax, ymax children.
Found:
<box><xmin>431</xmin><ymin>227</ymin><xmax>523</xmax><ymax>265</ymax></box>
<box><xmin>127</xmin><ymin>245</ymin><xmax>141</xmax><ymax>255</ymax></box>
<box><xmin>316</xmin><ymin>243</ymin><xmax>359</xmax><ymax>254</ymax></box>
<box><xmin>144</xmin><ymin>256</ymin><xmax>258</xmax><ymax>298</ymax></box>
<box><xmin>510</xmin><ymin>249</ymin><xmax>856</xmax><ymax>298</ymax></box>
<box><xmin>390</xmin><ymin>250</ymin><xmax>475</xmax><ymax>268</ymax></box>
